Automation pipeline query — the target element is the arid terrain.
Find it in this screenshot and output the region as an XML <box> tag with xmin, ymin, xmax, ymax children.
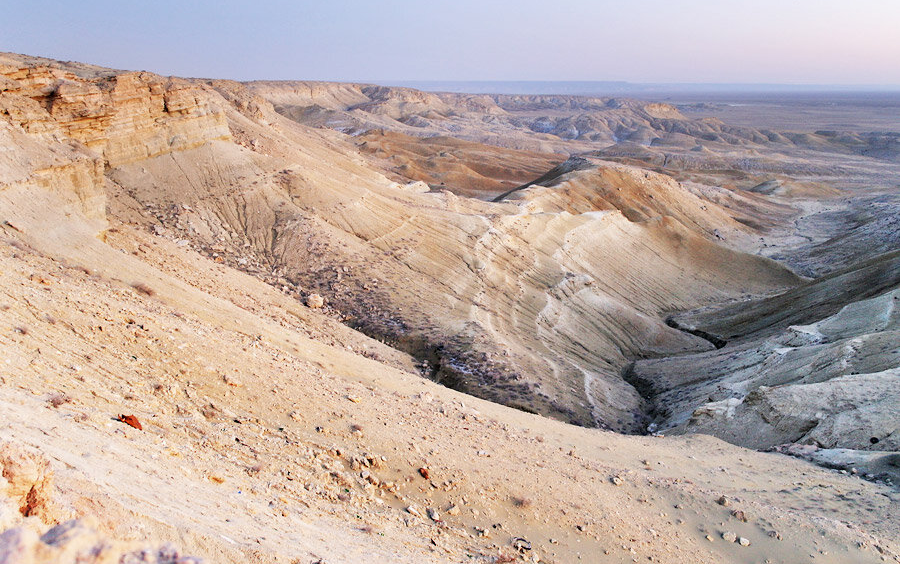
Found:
<box><xmin>0</xmin><ymin>52</ymin><xmax>898</xmax><ymax>563</ymax></box>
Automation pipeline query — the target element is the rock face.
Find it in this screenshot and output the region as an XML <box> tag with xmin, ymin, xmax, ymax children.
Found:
<box><xmin>632</xmin><ymin>265</ymin><xmax>900</xmax><ymax>451</ymax></box>
<box><xmin>0</xmin><ymin>61</ymin><xmax>230</xmax><ymax>167</ymax></box>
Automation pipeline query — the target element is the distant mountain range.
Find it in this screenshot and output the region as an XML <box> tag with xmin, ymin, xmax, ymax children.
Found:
<box><xmin>384</xmin><ymin>80</ymin><xmax>900</xmax><ymax>96</ymax></box>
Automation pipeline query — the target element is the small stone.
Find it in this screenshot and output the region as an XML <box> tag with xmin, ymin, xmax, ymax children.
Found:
<box><xmin>418</xmin><ymin>467</ymin><xmax>430</xmax><ymax>479</ymax></box>
<box><xmin>705</xmin><ymin>535</ymin><xmax>714</xmax><ymax>542</ymax></box>
<box><xmin>731</xmin><ymin>509</ymin><xmax>748</xmax><ymax>522</ymax></box>
<box><xmin>426</xmin><ymin>507</ymin><xmax>440</xmax><ymax>522</ymax></box>
<box><xmin>610</xmin><ymin>476</ymin><xmax>623</xmax><ymax>486</ymax></box>
<box><xmin>446</xmin><ymin>504</ymin><xmax>460</xmax><ymax>516</ymax></box>
<box><xmin>289</xmin><ymin>410</ymin><xmax>302</xmax><ymax>421</ymax></box>
<box><xmin>716</xmin><ymin>495</ymin><xmax>730</xmax><ymax>507</ymax></box>
<box><xmin>739</xmin><ymin>537</ymin><xmax>751</xmax><ymax>547</ymax></box>
<box><xmin>116</xmin><ymin>414</ymin><xmax>142</xmax><ymax>430</ymax></box>
<box><xmin>722</xmin><ymin>531</ymin><xmax>737</xmax><ymax>543</ymax></box>
<box><xmin>306</xmin><ymin>294</ymin><xmax>325</xmax><ymax>308</ymax></box>
<box><xmin>223</xmin><ymin>374</ymin><xmax>242</xmax><ymax>387</ymax></box>
<box><xmin>405</xmin><ymin>505</ymin><xmax>422</xmax><ymax>518</ymax></box>
<box><xmin>512</xmin><ymin>537</ymin><xmax>532</xmax><ymax>552</ymax></box>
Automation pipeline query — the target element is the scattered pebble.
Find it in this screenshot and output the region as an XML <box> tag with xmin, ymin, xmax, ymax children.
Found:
<box><xmin>739</xmin><ymin>537</ymin><xmax>751</xmax><ymax>547</ymax></box>
<box><xmin>512</xmin><ymin>537</ymin><xmax>532</xmax><ymax>552</ymax></box>
<box><xmin>731</xmin><ymin>509</ymin><xmax>748</xmax><ymax>522</ymax></box>
<box><xmin>722</xmin><ymin>531</ymin><xmax>737</xmax><ymax>543</ymax></box>
<box><xmin>716</xmin><ymin>495</ymin><xmax>730</xmax><ymax>507</ymax></box>
<box><xmin>116</xmin><ymin>414</ymin><xmax>142</xmax><ymax>430</ymax></box>
<box><xmin>223</xmin><ymin>374</ymin><xmax>242</xmax><ymax>387</ymax></box>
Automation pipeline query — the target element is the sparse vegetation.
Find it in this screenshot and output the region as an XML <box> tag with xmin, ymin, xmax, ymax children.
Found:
<box><xmin>511</xmin><ymin>496</ymin><xmax>532</xmax><ymax>509</ymax></box>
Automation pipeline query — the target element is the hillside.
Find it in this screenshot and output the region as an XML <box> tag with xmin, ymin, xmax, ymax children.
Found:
<box><xmin>1</xmin><ymin>52</ymin><xmax>899</xmax><ymax>563</ymax></box>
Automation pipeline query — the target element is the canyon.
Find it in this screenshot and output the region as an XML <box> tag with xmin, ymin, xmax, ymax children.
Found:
<box><xmin>0</xmin><ymin>52</ymin><xmax>898</xmax><ymax>563</ymax></box>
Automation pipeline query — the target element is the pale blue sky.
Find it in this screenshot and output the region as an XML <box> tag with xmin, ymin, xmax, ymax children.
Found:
<box><xmin>3</xmin><ymin>0</ymin><xmax>899</xmax><ymax>84</ymax></box>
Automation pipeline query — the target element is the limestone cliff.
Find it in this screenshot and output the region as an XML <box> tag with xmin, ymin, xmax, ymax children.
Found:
<box><xmin>0</xmin><ymin>55</ymin><xmax>231</xmax><ymax>233</ymax></box>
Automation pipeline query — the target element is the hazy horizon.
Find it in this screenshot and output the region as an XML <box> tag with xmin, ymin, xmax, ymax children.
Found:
<box><xmin>384</xmin><ymin>80</ymin><xmax>900</xmax><ymax>94</ymax></box>
<box><xmin>3</xmin><ymin>0</ymin><xmax>900</xmax><ymax>86</ymax></box>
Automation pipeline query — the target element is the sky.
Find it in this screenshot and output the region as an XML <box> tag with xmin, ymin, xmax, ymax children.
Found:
<box><xmin>3</xmin><ymin>0</ymin><xmax>899</xmax><ymax>85</ymax></box>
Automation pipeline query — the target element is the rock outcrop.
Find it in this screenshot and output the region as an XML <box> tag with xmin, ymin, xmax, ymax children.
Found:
<box><xmin>1</xmin><ymin>59</ymin><xmax>230</xmax><ymax>167</ymax></box>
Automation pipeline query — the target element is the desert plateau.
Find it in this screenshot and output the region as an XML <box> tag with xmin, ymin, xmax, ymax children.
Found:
<box><xmin>0</xmin><ymin>48</ymin><xmax>898</xmax><ymax>564</ymax></box>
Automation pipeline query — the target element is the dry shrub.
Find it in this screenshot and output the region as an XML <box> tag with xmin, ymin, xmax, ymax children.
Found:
<box><xmin>46</xmin><ymin>392</ymin><xmax>70</xmax><ymax>408</ymax></box>
<box><xmin>511</xmin><ymin>496</ymin><xmax>532</xmax><ymax>508</ymax></box>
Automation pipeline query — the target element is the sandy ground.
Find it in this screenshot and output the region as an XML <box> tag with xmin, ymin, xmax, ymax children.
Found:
<box><xmin>1</xmin><ymin>213</ymin><xmax>898</xmax><ymax>563</ymax></box>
